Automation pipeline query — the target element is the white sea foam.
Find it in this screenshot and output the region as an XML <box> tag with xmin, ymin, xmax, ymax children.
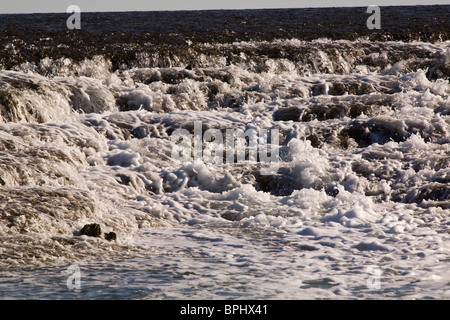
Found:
<box><xmin>0</xmin><ymin>39</ymin><xmax>449</xmax><ymax>299</ymax></box>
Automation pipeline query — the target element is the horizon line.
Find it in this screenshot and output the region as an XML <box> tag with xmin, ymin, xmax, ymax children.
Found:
<box><xmin>0</xmin><ymin>3</ymin><xmax>447</xmax><ymax>15</ymax></box>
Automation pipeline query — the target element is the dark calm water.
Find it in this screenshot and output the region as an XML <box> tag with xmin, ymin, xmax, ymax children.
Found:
<box><xmin>1</xmin><ymin>6</ymin><xmax>449</xmax><ymax>70</ymax></box>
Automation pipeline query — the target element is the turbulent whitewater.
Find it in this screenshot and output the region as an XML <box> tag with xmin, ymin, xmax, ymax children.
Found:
<box><xmin>0</xmin><ymin>6</ymin><xmax>449</xmax><ymax>299</ymax></box>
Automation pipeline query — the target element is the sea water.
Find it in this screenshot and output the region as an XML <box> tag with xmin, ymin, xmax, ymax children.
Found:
<box><xmin>0</xmin><ymin>6</ymin><xmax>449</xmax><ymax>299</ymax></box>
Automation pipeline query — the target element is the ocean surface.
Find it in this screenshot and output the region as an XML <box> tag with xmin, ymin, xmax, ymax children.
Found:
<box><xmin>0</xmin><ymin>6</ymin><xmax>449</xmax><ymax>299</ymax></box>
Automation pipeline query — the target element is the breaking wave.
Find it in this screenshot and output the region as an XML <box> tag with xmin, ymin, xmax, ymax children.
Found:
<box><xmin>0</xmin><ymin>6</ymin><xmax>449</xmax><ymax>299</ymax></box>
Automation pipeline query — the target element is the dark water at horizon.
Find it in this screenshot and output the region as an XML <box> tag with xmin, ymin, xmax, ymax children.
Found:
<box><xmin>1</xmin><ymin>5</ymin><xmax>449</xmax><ymax>70</ymax></box>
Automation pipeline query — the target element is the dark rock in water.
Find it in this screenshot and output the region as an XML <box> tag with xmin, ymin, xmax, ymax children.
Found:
<box><xmin>254</xmin><ymin>171</ymin><xmax>296</xmax><ymax>196</ymax></box>
<box><xmin>413</xmin><ymin>183</ymin><xmax>450</xmax><ymax>203</ymax></box>
<box><xmin>79</xmin><ymin>224</ymin><xmax>117</xmax><ymax>241</ymax></box>
<box><xmin>131</xmin><ymin>125</ymin><xmax>150</xmax><ymax>139</ymax></box>
<box><xmin>340</xmin><ymin>118</ymin><xmax>422</xmax><ymax>147</ymax></box>
<box><xmin>221</xmin><ymin>212</ymin><xmax>247</xmax><ymax>221</ymax></box>
<box><xmin>273</xmin><ymin>107</ymin><xmax>302</xmax><ymax>122</ymax></box>
<box><xmin>325</xmin><ymin>186</ymin><xmax>339</xmax><ymax>197</ymax></box>
<box><xmin>301</xmin><ymin>104</ymin><xmax>347</xmax><ymax>121</ymax></box>
<box><xmin>80</xmin><ymin>223</ymin><xmax>102</xmax><ymax>238</ymax></box>
<box><xmin>104</xmin><ymin>232</ymin><xmax>117</xmax><ymax>241</ymax></box>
